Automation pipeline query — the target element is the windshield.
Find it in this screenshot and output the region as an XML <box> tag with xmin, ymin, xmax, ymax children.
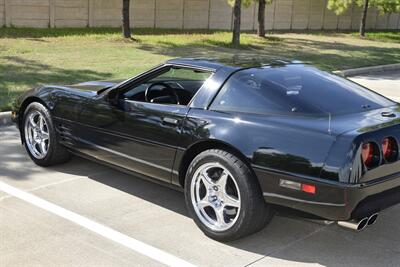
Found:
<box><xmin>211</xmin><ymin>65</ymin><xmax>394</xmax><ymax>116</ymax></box>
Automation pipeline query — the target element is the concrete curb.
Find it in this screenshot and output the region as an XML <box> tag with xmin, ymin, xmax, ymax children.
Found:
<box><xmin>333</xmin><ymin>63</ymin><xmax>400</xmax><ymax>77</ymax></box>
<box><xmin>0</xmin><ymin>111</ymin><xmax>12</xmax><ymax>126</ymax></box>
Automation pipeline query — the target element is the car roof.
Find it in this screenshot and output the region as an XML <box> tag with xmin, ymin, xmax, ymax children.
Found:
<box><xmin>166</xmin><ymin>57</ymin><xmax>304</xmax><ymax>71</ymax></box>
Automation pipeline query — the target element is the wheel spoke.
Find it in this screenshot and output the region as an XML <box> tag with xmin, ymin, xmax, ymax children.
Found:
<box><xmin>41</xmin><ymin>131</ymin><xmax>49</xmax><ymax>140</ymax></box>
<box><xmin>39</xmin><ymin>116</ymin><xmax>44</xmax><ymax>131</ymax></box>
<box><xmin>29</xmin><ymin>115</ymin><xmax>37</xmax><ymax>128</ymax></box>
<box><xmin>223</xmin><ymin>194</ymin><xmax>240</xmax><ymax>208</ymax></box>
<box><xmin>200</xmin><ymin>171</ymin><xmax>214</xmax><ymax>188</ymax></box>
<box><xmin>197</xmin><ymin>198</ymin><xmax>210</xmax><ymax>210</ymax></box>
<box><xmin>33</xmin><ymin>143</ymin><xmax>41</xmax><ymax>156</ymax></box>
<box><xmin>40</xmin><ymin>141</ymin><xmax>47</xmax><ymax>155</ymax></box>
<box><xmin>216</xmin><ymin>171</ymin><xmax>228</xmax><ymax>190</ymax></box>
<box><xmin>214</xmin><ymin>207</ymin><xmax>226</xmax><ymax>226</ymax></box>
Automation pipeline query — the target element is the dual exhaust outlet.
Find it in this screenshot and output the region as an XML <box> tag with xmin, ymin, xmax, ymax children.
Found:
<box><xmin>337</xmin><ymin>213</ymin><xmax>379</xmax><ymax>232</ymax></box>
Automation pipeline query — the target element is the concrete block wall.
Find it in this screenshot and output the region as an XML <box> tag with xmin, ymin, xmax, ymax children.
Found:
<box><xmin>365</xmin><ymin>7</ymin><xmax>378</xmax><ymax>29</ymax></box>
<box><xmin>264</xmin><ymin>0</ymin><xmax>275</xmax><ymax>30</ymax></box>
<box><xmin>155</xmin><ymin>0</ymin><xmax>184</xmax><ymax>28</ymax></box>
<box><xmin>0</xmin><ymin>0</ymin><xmax>4</xmax><ymax>26</ymax></box>
<box><xmin>132</xmin><ymin>0</ymin><xmax>155</xmax><ymax>28</ymax></box>
<box><xmin>350</xmin><ymin>5</ymin><xmax>362</xmax><ymax>30</ymax></box>
<box><xmin>273</xmin><ymin>0</ymin><xmax>293</xmax><ymax>30</ymax></box>
<box><xmin>183</xmin><ymin>0</ymin><xmax>209</xmax><ymax>29</ymax></box>
<box><xmin>1</xmin><ymin>0</ymin><xmax>399</xmax><ymax>30</ymax></box>
<box><xmin>388</xmin><ymin>13</ymin><xmax>399</xmax><ymax>29</ymax></box>
<box><xmin>209</xmin><ymin>0</ymin><xmax>232</xmax><ymax>30</ymax></box>
<box><xmin>241</xmin><ymin>2</ymin><xmax>256</xmax><ymax>30</ymax></box>
<box><xmin>54</xmin><ymin>0</ymin><xmax>88</xmax><ymax>27</ymax></box>
<box><xmin>9</xmin><ymin>0</ymin><xmax>50</xmax><ymax>28</ymax></box>
<box><xmin>323</xmin><ymin>5</ymin><xmax>339</xmax><ymax>29</ymax></box>
<box><xmin>308</xmin><ymin>0</ymin><xmax>325</xmax><ymax>30</ymax></box>
<box><xmin>292</xmin><ymin>0</ymin><xmax>311</xmax><ymax>30</ymax></box>
<box><xmin>337</xmin><ymin>3</ymin><xmax>352</xmax><ymax>30</ymax></box>
<box><xmin>376</xmin><ymin>13</ymin><xmax>389</xmax><ymax>29</ymax></box>
<box><xmin>93</xmin><ymin>0</ymin><xmax>120</xmax><ymax>27</ymax></box>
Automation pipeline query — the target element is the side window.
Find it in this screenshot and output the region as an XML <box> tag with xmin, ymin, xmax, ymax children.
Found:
<box><xmin>211</xmin><ymin>65</ymin><xmax>394</xmax><ymax>116</ymax></box>
<box><xmin>123</xmin><ymin>67</ymin><xmax>212</xmax><ymax>106</ymax></box>
<box><xmin>210</xmin><ymin>70</ymin><xmax>293</xmax><ymax>115</ymax></box>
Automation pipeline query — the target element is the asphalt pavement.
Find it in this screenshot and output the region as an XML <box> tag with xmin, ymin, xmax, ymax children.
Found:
<box><xmin>1</xmin><ymin>70</ymin><xmax>400</xmax><ymax>267</ymax></box>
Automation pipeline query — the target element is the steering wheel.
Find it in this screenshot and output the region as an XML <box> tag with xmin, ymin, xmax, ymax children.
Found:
<box><xmin>144</xmin><ymin>82</ymin><xmax>180</xmax><ymax>105</ymax></box>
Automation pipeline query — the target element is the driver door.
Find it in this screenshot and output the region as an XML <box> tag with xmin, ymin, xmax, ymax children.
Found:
<box><xmin>77</xmin><ymin>65</ymin><xmax>212</xmax><ymax>183</ymax></box>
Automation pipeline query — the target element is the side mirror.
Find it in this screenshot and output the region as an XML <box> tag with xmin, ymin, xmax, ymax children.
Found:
<box><xmin>106</xmin><ymin>88</ymin><xmax>119</xmax><ymax>105</ymax></box>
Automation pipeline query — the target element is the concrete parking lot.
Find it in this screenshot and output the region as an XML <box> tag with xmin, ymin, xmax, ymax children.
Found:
<box><xmin>1</xmin><ymin>71</ymin><xmax>400</xmax><ymax>267</ymax></box>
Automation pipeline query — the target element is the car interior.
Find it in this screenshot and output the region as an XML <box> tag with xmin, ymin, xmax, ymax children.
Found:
<box><xmin>123</xmin><ymin>67</ymin><xmax>212</xmax><ymax>106</ymax></box>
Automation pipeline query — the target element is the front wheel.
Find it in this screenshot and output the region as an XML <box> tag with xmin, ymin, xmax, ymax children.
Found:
<box><xmin>184</xmin><ymin>149</ymin><xmax>273</xmax><ymax>241</ymax></box>
<box><xmin>22</xmin><ymin>102</ymin><xmax>70</xmax><ymax>166</ymax></box>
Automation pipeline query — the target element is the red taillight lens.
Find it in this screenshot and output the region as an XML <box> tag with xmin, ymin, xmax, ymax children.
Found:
<box><xmin>301</xmin><ymin>184</ymin><xmax>316</xmax><ymax>194</ymax></box>
<box><xmin>382</xmin><ymin>137</ymin><xmax>398</xmax><ymax>162</ymax></box>
<box><xmin>362</xmin><ymin>143</ymin><xmax>374</xmax><ymax>167</ymax></box>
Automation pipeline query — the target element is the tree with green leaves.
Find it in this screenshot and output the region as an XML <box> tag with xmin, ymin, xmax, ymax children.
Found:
<box><xmin>122</xmin><ymin>0</ymin><xmax>131</xmax><ymax>38</ymax></box>
<box><xmin>327</xmin><ymin>0</ymin><xmax>400</xmax><ymax>37</ymax></box>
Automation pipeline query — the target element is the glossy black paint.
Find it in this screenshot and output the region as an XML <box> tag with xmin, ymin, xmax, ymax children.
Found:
<box><xmin>13</xmin><ymin>58</ymin><xmax>400</xmax><ymax>221</ymax></box>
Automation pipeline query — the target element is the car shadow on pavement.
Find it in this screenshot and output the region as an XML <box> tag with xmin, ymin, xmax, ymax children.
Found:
<box><xmin>2</xmin><ymin>125</ymin><xmax>400</xmax><ymax>267</ymax></box>
<box><xmin>48</xmin><ymin>156</ymin><xmax>400</xmax><ymax>267</ymax></box>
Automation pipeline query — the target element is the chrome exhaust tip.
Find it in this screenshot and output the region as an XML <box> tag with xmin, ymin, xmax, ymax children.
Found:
<box><xmin>367</xmin><ymin>213</ymin><xmax>379</xmax><ymax>226</ymax></box>
<box><xmin>337</xmin><ymin>217</ymin><xmax>369</xmax><ymax>232</ymax></box>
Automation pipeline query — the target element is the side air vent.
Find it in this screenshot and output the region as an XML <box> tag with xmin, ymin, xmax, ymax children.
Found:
<box><xmin>57</xmin><ymin>124</ymin><xmax>74</xmax><ymax>146</ymax></box>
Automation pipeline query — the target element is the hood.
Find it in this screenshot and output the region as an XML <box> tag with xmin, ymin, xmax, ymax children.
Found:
<box><xmin>67</xmin><ymin>79</ymin><xmax>125</xmax><ymax>92</ymax></box>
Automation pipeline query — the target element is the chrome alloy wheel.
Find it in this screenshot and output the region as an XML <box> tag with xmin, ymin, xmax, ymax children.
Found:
<box><xmin>24</xmin><ymin>110</ymin><xmax>50</xmax><ymax>159</ymax></box>
<box><xmin>190</xmin><ymin>162</ymin><xmax>241</xmax><ymax>232</ymax></box>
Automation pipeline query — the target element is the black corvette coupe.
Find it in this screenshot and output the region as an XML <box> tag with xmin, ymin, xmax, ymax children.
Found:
<box><xmin>12</xmin><ymin>58</ymin><xmax>400</xmax><ymax>241</ymax></box>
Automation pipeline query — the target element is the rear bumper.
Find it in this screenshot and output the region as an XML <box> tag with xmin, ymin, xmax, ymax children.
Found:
<box><xmin>254</xmin><ymin>165</ymin><xmax>400</xmax><ymax>221</ymax></box>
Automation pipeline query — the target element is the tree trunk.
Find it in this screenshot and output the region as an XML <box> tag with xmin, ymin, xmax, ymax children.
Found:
<box><xmin>359</xmin><ymin>0</ymin><xmax>369</xmax><ymax>37</ymax></box>
<box><xmin>232</xmin><ymin>0</ymin><xmax>241</xmax><ymax>47</ymax></box>
<box><xmin>257</xmin><ymin>0</ymin><xmax>266</xmax><ymax>37</ymax></box>
<box><xmin>122</xmin><ymin>0</ymin><xmax>131</xmax><ymax>38</ymax></box>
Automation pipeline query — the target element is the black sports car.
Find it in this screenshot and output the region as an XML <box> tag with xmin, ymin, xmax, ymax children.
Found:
<box><xmin>12</xmin><ymin>58</ymin><xmax>400</xmax><ymax>241</ymax></box>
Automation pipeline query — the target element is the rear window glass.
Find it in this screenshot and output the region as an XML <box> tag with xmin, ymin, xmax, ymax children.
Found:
<box><xmin>210</xmin><ymin>65</ymin><xmax>394</xmax><ymax>116</ymax></box>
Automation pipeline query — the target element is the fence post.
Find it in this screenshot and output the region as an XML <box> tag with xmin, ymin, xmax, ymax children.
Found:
<box><xmin>182</xmin><ymin>0</ymin><xmax>185</xmax><ymax>29</ymax></box>
<box><xmin>88</xmin><ymin>0</ymin><xmax>94</xmax><ymax>27</ymax></box>
<box><xmin>290</xmin><ymin>0</ymin><xmax>294</xmax><ymax>30</ymax></box>
<box><xmin>154</xmin><ymin>0</ymin><xmax>157</xmax><ymax>28</ymax></box>
<box><xmin>397</xmin><ymin>13</ymin><xmax>400</xmax><ymax>29</ymax></box>
<box><xmin>207</xmin><ymin>0</ymin><xmax>211</xmax><ymax>29</ymax></box>
<box><xmin>5</xmin><ymin>0</ymin><xmax>10</xmax><ymax>26</ymax></box>
<box><xmin>306</xmin><ymin>0</ymin><xmax>312</xmax><ymax>30</ymax></box>
<box><xmin>271</xmin><ymin>0</ymin><xmax>276</xmax><ymax>30</ymax></box>
<box><xmin>49</xmin><ymin>0</ymin><xmax>55</xmax><ymax>28</ymax></box>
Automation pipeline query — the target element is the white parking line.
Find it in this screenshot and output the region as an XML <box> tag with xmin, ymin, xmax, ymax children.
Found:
<box><xmin>0</xmin><ymin>176</ymin><xmax>83</xmax><ymax>202</ymax></box>
<box><xmin>0</xmin><ymin>180</ymin><xmax>196</xmax><ymax>267</ymax></box>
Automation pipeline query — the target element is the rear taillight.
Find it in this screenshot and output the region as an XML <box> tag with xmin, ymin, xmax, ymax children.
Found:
<box><xmin>382</xmin><ymin>137</ymin><xmax>398</xmax><ymax>162</ymax></box>
<box><xmin>361</xmin><ymin>142</ymin><xmax>380</xmax><ymax>169</ymax></box>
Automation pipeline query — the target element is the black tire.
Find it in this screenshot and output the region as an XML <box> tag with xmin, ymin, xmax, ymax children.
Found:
<box><xmin>184</xmin><ymin>149</ymin><xmax>273</xmax><ymax>241</ymax></box>
<box><xmin>22</xmin><ymin>102</ymin><xmax>70</xmax><ymax>167</ymax></box>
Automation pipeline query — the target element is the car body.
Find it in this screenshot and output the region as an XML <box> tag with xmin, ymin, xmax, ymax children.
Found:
<box><xmin>12</xmin><ymin>58</ymin><xmax>400</xmax><ymax>238</ymax></box>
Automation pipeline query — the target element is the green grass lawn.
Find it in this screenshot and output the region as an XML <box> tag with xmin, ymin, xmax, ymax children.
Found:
<box><xmin>0</xmin><ymin>28</ymin><xmax>399</xmax><ymax>111</ymax></box>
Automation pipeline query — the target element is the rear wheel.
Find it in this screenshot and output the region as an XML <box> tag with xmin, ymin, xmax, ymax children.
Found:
<box><xmin>22</xmin><ymin>102</ymin><xmax>70</xmax><ymax>166</ymax></box>
<box><xmin>184</xmin><ymin>149</ymin><xmax>273</xmax><ymax>241</ymax></box>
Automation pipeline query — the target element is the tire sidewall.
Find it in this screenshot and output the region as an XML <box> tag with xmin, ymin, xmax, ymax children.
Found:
<box><xmin>184</xmin><ymin>150</ymin><xmax>260</xmax><ymax>240</ymax></box>
<box><xmin>22</xmin><ymin>102</ymin><xmax>57</xmax><ymax>166</ymax></box>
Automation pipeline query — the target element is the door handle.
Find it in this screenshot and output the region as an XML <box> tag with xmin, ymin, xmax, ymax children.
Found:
<box><xmin>162</xmin><ymin>117</ymin><xmax>179</xmax><ymax>125</ymax></box>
